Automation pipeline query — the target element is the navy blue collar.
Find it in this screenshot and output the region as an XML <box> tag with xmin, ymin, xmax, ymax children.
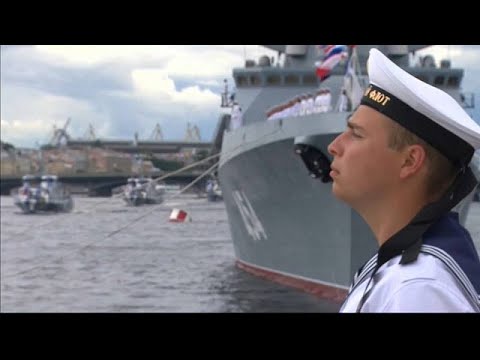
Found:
<box><xmin>376</xmin><ymin>167</ymin><xmax>477</xmax><ymax>271</ymax></box>
<box><xmin>423</xmin><ymin>212</ymin><xmax>480</xmax><ymax>294</ymax></box>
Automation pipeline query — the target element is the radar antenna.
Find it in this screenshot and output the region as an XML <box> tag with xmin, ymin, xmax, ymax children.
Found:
<box><xmin>221</xmin><ymin>79</ymin><xmax>235</xmax><ymax>108</ymax></box>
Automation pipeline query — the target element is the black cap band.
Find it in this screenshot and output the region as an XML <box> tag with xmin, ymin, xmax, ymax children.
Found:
<box><xmin>361</xmin><ymin>84</ymin><xmax>474</xmax><ymax>168</ymax></box>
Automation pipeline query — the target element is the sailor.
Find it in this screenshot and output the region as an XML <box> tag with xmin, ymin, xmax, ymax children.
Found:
<box><xmin>305</xmin><ymin>94</ymin><xmax>315</xmax><ymax>115</ymax></box>
<box><xmin>338</xmin><ymin>88</ymin><xmax>350</xmax><ymax>112</ymax></box>
<box><xmin>299</xmin><ymin>94</ymin><xmax>309</xmax><ymax>116</ymax></box>
<box><xmin>231</xmin><ymin>102</ymin><xmax>243</xmax><ymax>130</ymax></box>
<box><xmin>20</xmin><ymin>176</ymin><xmax>32</xmax><ymax>195</ymax></box>
<box><xmin>40</xmin><ymin>176</ymin><xmax>50</xmax><ymax>193</ymax></box>
<box><xmin>285</xmin><ymin>99</ymin><xmax>296</xmax><ymax>118</ymax></box>
<box><xmin>313</xmin><ymin>89</ymin><xmax>324</xmax><ymax>113</ymax></box>
<box><xmin>327</xmin><ymin>48</ymin><xmax>480</xmax><ymax>312</ymax></box>
<box><xmin>206</xmin><ymin>179</ymin><xmax>213</xmax><ymax>194</ymax></box>
<box><xmin>292</xmin><ymin>96</ymin><xmax>302</xmax><ymax>117</ymax></box>
<box><xmin>277</xmin><ymin>103</ymin><xmax>286</xmax><ymax>119</ymax></box>
<box><xmin>323</xmin><ymin>88</ymin><xmax>332</xmax><ymax>112</ymax></box>
<box><xmin>125</xmin><ymin>178</ymin><xmax>135</xmax><ymax>191</ymax></box>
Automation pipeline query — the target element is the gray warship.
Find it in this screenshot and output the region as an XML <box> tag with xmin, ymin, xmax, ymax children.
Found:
<box><xmin>215</xmin><ymin>45</ymin><xmax>478</xmax><ymax>304</ymax></box>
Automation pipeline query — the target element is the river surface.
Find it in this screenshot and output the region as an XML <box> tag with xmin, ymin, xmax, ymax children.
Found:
<box><xmin>2</xmin><ymin>195</ymin><xmax>479</xmax><ymax>312</ymax></box>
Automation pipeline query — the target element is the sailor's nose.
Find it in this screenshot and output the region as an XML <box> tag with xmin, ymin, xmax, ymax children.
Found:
<box><xmin>328</xmin><ymin>134</ymin><xmax>342</xmax><ymax>157</ymax></box>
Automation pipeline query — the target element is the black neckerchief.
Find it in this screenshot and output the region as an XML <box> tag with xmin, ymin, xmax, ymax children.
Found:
<box><xmin>378</xmin><ymin>166</ymin><xmax>477</xmax><ymax>269</ymax></box>
<box><xmin>355</xmin><ymin>166</ymin><xmax>478</xmax><ymax>312</ymax></box>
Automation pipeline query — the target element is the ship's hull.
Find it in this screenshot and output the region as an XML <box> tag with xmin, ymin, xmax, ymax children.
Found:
<box><xmin>14</xmin><ymin>194</ymin><xmax>74</xmax><ymax>214</ymax></box>
<box><xmin>124</xmin><ymin>196</ymin><xmax>164</xmax><ymax>206</ymax></box>
<box><xmin>219</xmin><ymin>112</ymin><xmax>476</xmax><ymax>304</ymax></box>
<box><xmin>123</xmin><ymin>188</ymin><xmax>164</xmax><ymax>206</ymax></box>
<box><xmin>219</xmin><ymin>113</ymin><xmax>374</xmax><ymax>303</ymax></box>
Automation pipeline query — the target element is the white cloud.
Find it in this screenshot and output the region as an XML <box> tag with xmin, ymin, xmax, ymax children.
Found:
<box><xmin>163</xmin><ymin>49</ymin><xmax>242</xmax><ymax>78</ymax></box>
<box><xmin>197</xmin><ymin>79</ymin><xmax>223</xmax><ymax>87</ymax></box>
<box><xmin>33</xmin><ymin>45</ymin><xmax>273</xmax><ymax>78</ymax></box>
<box><xmin>174</xmin><ymin>85</ymin><xmax>219</xmax><ymax>106</ymax></box>
<box><xmin>1</xmin><ymin>85</ymin><xmax>111</xmax><ymax>147</ymax></box>
<box><xmin>2</xmin><ymin>45</ymin><xmax>478</xmax><ymax>148</ymax></box>
<box><xmin>131</xmin><ymin>69</ymin><xmax>176</xmax><ymax>99</ymax></box>
<box><xmin>35</xmin><ymin>45</ymin><xmax>173</xmax><ymax>67</ymax></box>
<box><xmin>131</xmin><ymin>68</ymin><xmax>219</xmax><ymax>108</ymax></box>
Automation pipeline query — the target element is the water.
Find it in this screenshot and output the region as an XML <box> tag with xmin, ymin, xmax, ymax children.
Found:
<box><xmin>2</xmin><ymin>195</ymin><xmax>479</xmax><ymax>313</ymax></box>
<box><xmin>0</xmin><ymin>195</ymin><xmax>340</xmax><ymax>312</ymax></box>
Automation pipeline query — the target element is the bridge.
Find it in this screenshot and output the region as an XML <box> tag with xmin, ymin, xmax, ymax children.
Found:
<box><xmin>66</xmin><ymin>139</ymin><xmax>214</xmax><ymax>154</ymax></box>
<box><xmin>0</xmin><ymin>170</ymin><xmax>211</xmax><ymax>197</ymax></box>
<box><xmin>1</xmin><ymin>117</ymin><xmax>228</xmax><ymax>196</ymax></box>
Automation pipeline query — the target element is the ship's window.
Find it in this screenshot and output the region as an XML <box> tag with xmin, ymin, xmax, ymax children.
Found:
<box><xmin>415</xmin><ymin>75</ymin><xmax>429</xmax><ymax>83</ymax></box>
<box><xmin>434</xmin><ymin>76</ymin><xmax>445</xmax><ymax>86</ymax></box>
<box><xmin>303</xmin><ymin>74</ymin><xmax>318</xmax><ymax>85</ymax></box>
<box><xmin>285</xmin><ymin>74</ymin><xmax>300</xmax><ymax>85</ymax></box>
<box><xmin>447</xmin><ymin>76</ymin><xmax>460</xmax><ymax>87</ymax></box>
<box><xmin>266</xmin><ymin>74</ymin><xmax>281</xmax><ymax>86</ymax></box>
<box><xmin>236</xmin><ymin>75</ymin><xmax>248</xmax><ymax>87</ymax></box>
<box><xmin>250</xmin><ymin>75</ymin><xmax>262</xmax><ymax>86</ymax></box>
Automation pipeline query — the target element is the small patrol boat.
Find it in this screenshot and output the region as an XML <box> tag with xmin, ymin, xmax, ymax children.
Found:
<box><xmin>123</xmin><ymin>177</ymin><xmax>165</xmax><ymax>206</ymax></box>
<box><xmin>13</xmin><ymin>174</ymin><xmax>74</xmax><ymax>214</ymax></box>
<box><xmin>206</xmin><ymin>178</ymin><xmax>223</xmax><ymax>202</ymax></box>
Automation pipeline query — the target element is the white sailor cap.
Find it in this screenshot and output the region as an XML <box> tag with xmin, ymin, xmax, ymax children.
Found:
<box><xmin>361</xmin><ymin>48</ymin><xmax>480</xmax><ymax>168</ymax></box>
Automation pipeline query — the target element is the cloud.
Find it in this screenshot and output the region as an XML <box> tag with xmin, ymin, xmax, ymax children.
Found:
<box><xmin>35</xmin><ymin>45</ymin><xmax>172</xmax><ymax>68</ymax></box>
<box><xmin>1</xmin><ymin>84</ymin><xmax>112</xmax><ymax>147</ymax></box>
<box><xmin>163</xmin><ymin>48</ymin><xmax>242</xmax><ymax>78</ymax></box>
<box><xmin>1</xmin><ymin>45</ymin><xmax>478</xmax><ymax>148</ymax></box>
<box><xmin>131</xmin><ymin>68</ymin><xmax>218</xmax><ymax>105</ymax></box>
<box><xmin>1</xmin><ymin>45</ymin><xmax>263</xmax><ymax>146</ymax></box>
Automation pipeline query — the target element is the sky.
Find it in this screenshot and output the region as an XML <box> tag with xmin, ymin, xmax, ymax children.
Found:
<box><xmin>1</xmin><ymin>45</ymin><xmax>479</xmax><ymax>148</ymax></box>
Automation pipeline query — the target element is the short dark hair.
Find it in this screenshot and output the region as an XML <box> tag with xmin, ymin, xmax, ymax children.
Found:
<box><xmin>387</xmin><ymin>120</ymin><xmax>457</xmax><ymax>199</ymax></box>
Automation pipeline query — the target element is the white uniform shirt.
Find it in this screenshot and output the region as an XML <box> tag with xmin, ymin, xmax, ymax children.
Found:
<box><xmin>324</xmin><ymin>92</ymin><xmax>332</xmax><ymax>112</ymax></box>
<box><xmin>313</xmin><ymin>95</ymin><xmax>322</xmax><ymax>113</ymax></box>
<box><xmin>341</xmin><ymin>252</ymin><xmax>478</xmax><ymax>313</ymax></box>
<box><xmin>292</xmin><ymin>102</ymin><xmax>301</xmax><ymax>117</ymax></box>
<box><xmin>300</xmin><ymin>99</ymin><xmax>308</xmax><ymax>116</ymax></box>
<box><xmin>305</xmin><ymin>97</ymin><xmax>315</xmax><ymax>115</ymax></box>
<box><xmin>231</xmin><ymin>106</ymin><xmax>243</xmax><ymax>129</ymax></box>
<box><xmin>338</xmin><ymin>93</ymin><xmax>349</xmax><ymax>112</ymax></box>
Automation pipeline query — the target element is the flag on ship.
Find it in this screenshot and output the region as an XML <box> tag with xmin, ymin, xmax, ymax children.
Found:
<box><xmin>315</xmin><ymin>45</ymin><xmax>349</xmax><ymax>81</ymax></box>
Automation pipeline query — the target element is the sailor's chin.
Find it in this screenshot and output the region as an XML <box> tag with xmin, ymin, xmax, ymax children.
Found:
<box><xmin>331</xmin><ymin>182</ymin><xmax>345</xmax><ymax>200</ymax></box>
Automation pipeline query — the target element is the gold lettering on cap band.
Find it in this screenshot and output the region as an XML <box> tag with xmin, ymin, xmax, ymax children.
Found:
<box><xmin>364</xmin><ymin>87</ymin><xmax>390</xmax><ymax>106</ymax></box>
<box><xmin>364</xmin><ymin>86</ymin><xmax>372</xmax><ymax>97</ymax></box>
<box><xmin>361</xmin><ymin>83</ymin><xmax>474</xmax><ymax>166</ymax></box>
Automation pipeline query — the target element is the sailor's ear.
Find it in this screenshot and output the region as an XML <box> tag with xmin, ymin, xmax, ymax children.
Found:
<box><xmin>399</xmin><ymin>144</ymin><xmax>427</xmax><ymax>179</ymax></box>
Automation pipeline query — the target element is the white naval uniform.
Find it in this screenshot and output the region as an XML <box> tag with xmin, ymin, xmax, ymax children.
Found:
<box><xmin>340</xmin><ymin>248</ymin><xmax>479</xmax><ymax>313</ymax></box>
<box><xmin>325</xmin><ymin>49</ymin><xmax>480</xmax><ymax>313</ymax></box>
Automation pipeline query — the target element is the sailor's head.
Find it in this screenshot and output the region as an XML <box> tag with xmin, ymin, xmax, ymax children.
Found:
<box><xmin>358</xmin><ymin>48</ymin><xmax>480</xmax><ymax>170</ymax></box>
<box><xmin>327</xmin><ymin>48</ymin><xmax>480</xmax><ymax>206</ymax></box>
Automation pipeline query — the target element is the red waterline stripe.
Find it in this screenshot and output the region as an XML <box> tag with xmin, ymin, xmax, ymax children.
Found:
<box><xmin>236</xmin><ymin>259</ymin><xmax>348</xmax><ymax>304</ymax></box>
